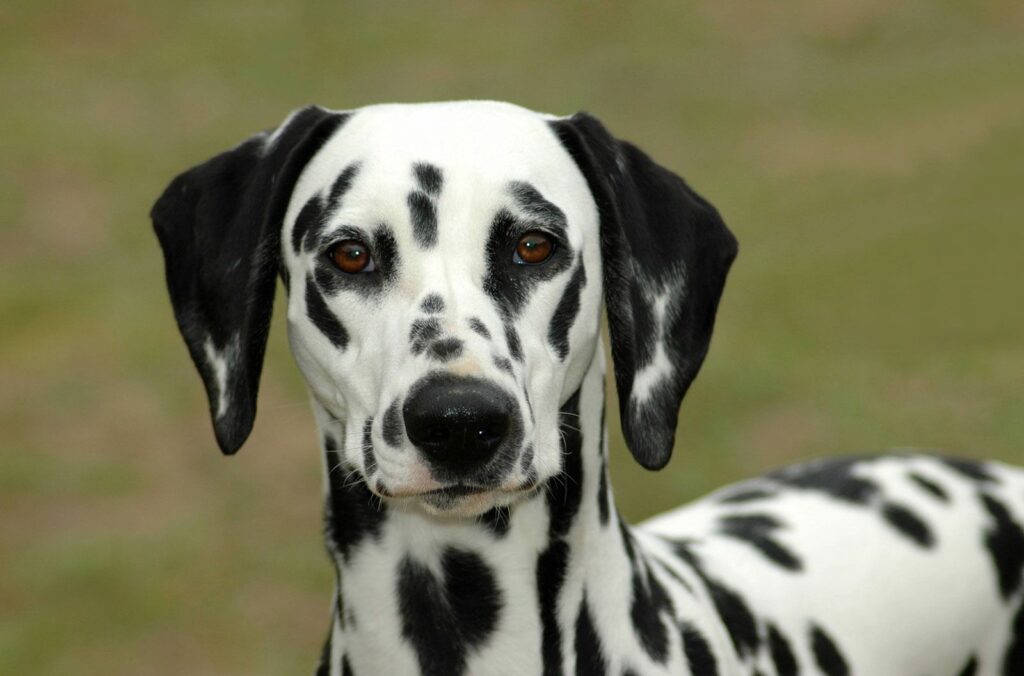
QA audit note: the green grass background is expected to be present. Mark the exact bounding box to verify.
[1,1,1022,673]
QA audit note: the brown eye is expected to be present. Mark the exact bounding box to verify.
[513,231,554,265]
[329,240,376,274]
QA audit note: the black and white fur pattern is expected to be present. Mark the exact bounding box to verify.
[153,101,1024,675]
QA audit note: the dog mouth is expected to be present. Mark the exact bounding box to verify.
[384,481,540,517]
[422,484,489,499]
[418,485,488,512]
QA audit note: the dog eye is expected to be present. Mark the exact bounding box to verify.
[513,231,554,265]
[328,240,376,274]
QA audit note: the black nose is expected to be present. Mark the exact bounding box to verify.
[403,374,513,475]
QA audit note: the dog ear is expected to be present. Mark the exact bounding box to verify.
[152,106,347,455]
[550,112,738,470]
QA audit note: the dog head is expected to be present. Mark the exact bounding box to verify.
[153,101,736,517]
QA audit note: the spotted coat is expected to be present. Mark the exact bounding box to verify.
[153,101,1024,676]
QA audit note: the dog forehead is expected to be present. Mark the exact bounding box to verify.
[335,101,567,172]
[287,101,594,233]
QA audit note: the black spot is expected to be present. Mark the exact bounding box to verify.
[597,458,610,527]
[881,501,934,548]
[323,435,386,562]
[397,548,503,676]
[771,456,879,505]
[680,622,718,676]
[941,457,997,484]
[428,337,464,362]
[408,191,437,248]
[537,391,585,676]
[671,542,759,659]
[649,554,693,594]
[478,506,511,537]
[980,493,1024,599]
[631,566,672,663]
[548,262,587,361]
[771,456,951,549]
[956,655,978,676]
[547,389,584,538]
[468,317,492,340]
[383,399,403,447]
[811,624,850,676]
[292,162,361,254]
[311,164,360,251]
[484,208,572,317]
[420,293,445,314]
[719,487,777,504]
[707,577,758,659]
[908,471,950,502]
[520,443,535,475]
[305,275,349,348]
[414,162,443,197]
[718,513,802,571]
[361,418,375,475]
[505,323,523,362]
[767,624,798,676]
[620,519,638,562]
[493,355,514,376]
[1003,600,1024,675]
[509,181,568,234]
[410,318,442,355]
[314,264,340,295]
[342,654,354,676]
[575,596,607,676]
[597,407,610,529]
[537,539,569,676]
[293,194,325,255]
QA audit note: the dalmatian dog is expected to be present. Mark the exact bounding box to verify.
[153,101,1024,675]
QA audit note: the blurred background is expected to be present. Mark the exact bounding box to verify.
[2,1,1022,673]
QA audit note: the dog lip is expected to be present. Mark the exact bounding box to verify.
[424,484,486,497]
[384,482,536,500]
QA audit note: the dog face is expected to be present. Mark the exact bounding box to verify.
[153,101,736,518]
[282,103,602,515]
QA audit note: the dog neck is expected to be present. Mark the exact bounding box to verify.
[313,346,640,675]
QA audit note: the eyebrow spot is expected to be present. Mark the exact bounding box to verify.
[292,162,361,254]
[408,191,438,249]
[413,162,443,197]
[509,180,567,231]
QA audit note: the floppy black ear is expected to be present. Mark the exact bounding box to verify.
[152,106,347,455]
[550,112,738,470]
